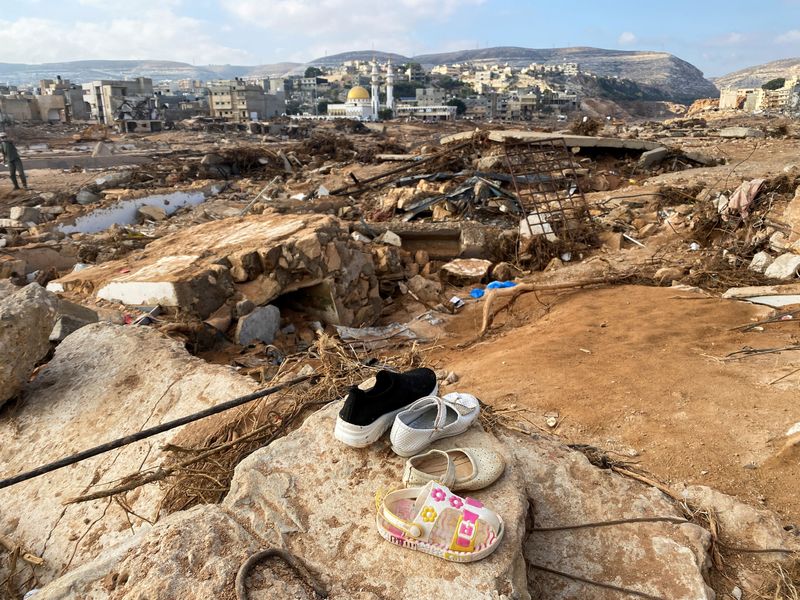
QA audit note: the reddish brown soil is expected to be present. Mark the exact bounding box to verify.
[430,285,800,524]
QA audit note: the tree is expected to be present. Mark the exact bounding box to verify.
[378,108,394,121]
[305,66,323,78]
[284,100,302,115]
[317,100,330,115]
[762,78,786,90]
[446,98,467,115]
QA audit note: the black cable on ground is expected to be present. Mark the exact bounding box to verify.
[531,516,689,531]
[0,374,314,490]
[235,549,328,600]
[529,563,666,600]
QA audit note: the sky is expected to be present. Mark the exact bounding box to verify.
[1,0,800,77]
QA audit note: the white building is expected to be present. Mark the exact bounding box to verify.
[326,59,396,121]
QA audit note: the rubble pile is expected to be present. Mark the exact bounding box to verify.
[1,116,799,599]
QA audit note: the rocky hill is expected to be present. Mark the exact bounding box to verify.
[0,60,300,85]
[713,57,800,89]
[411,46,718,103]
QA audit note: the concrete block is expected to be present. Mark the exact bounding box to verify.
[235,304,280,345]
[137,205,167,222]
[76,189,101,205]
[719,127,765,139]
[440,258,492,286]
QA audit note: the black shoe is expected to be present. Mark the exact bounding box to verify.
[334,368,438,447]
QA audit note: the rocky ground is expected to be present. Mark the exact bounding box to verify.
[0,115,799,599]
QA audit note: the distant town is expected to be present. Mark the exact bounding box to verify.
[0,56,799,132]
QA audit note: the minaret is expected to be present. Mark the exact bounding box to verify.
[370,60,380,119]
[385,59,395,113]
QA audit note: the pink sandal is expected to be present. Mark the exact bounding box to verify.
[376,481,504,562]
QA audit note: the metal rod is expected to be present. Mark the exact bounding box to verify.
[0,374,314,490]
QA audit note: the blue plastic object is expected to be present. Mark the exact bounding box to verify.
[469,288,485,299]
[486,281,517,290]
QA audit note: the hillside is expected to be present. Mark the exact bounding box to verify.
[0,60,300,85]
[410,47,718,102]
[714,57,800,89]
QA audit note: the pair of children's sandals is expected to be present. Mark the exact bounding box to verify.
[376,446,507,563]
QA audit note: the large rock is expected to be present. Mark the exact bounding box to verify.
[235,304,281,345]
[34,403,719,599]
[764,253,800,280]
[0,283,59,406]
[0,323,260,588]
[506,431,714,599]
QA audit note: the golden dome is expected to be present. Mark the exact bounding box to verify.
[347,86,370,101]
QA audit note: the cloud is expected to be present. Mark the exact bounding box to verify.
[0,11,252,64]
[617,31,637,46]
[220,0,485,58]
[777,29,800,43]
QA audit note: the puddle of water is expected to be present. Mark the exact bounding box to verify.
[58,190,212,234]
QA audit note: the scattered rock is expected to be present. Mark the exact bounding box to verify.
[91,141,112,157]
[638,146,669,168]
[439,258,492,286]
[235,304,280,345]
[491,261,521,281]
[376,230,402,247]
[137,205,167,222]
[764,253,800,280]
[234,299,255,318]
[0,283,59,406]
[406,274,441,304]
[75,189,101,205]
[655,266,685,283]
[748,251,774,274]
[10,206,40,224]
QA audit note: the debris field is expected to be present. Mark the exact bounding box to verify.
[0,114,799,599]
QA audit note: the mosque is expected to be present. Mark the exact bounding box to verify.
[326,59,395,121]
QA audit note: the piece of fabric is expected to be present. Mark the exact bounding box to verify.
[728,178,766,218]
[469,288,484,299]
[486,281,517,290]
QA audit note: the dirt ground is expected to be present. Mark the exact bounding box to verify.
[429,284,800,525]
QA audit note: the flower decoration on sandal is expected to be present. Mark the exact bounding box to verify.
[421,507,437,523]
[431,487,447,502]
[449,495,464,509]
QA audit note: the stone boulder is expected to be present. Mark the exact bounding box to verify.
[440,258,493,286]
[0,323,259,587]
[34,403,719,600]
[0,283,59,406]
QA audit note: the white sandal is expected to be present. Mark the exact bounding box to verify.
[376,481,504,562]
[402,447,505,491]
[390,392,480,457]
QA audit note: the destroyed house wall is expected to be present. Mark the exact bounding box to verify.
[49,213,382,327]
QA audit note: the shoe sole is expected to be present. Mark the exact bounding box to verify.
[334,382,439,448]
[334,408,405,448]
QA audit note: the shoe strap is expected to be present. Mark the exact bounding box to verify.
[402,449,456,488]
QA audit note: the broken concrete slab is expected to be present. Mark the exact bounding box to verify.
[440,258,492,286]
[719,127,765,139]
[638,146,669,168]
[48,214,382,325]
[407,274,442,304]
[0,323,260,587]
[722,283,800,307]
[49,299,99,342]
[235,304,280,345]
[440,129,663,153]
[0,283,59,406]
[764,252,800,280]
